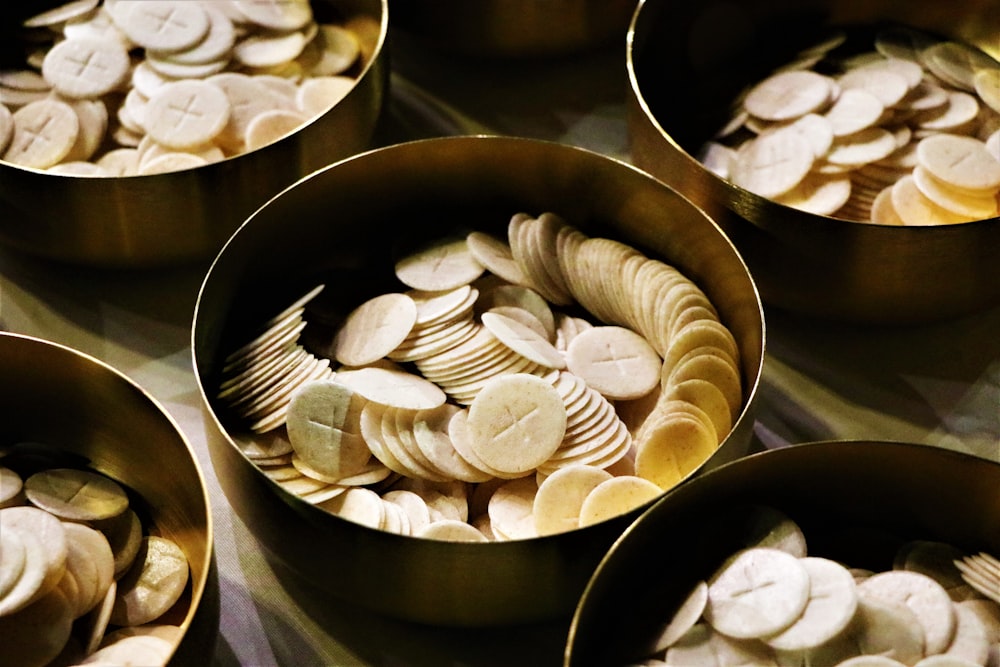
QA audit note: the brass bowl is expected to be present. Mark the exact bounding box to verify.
[0,332,215,665]
[627,0,1000,324]
[0,0,388,268]
[192,135,765,626]
[390,0,637,58]
[565,440,1000,665]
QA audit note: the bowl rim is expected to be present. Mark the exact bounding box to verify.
[0,330,215,649]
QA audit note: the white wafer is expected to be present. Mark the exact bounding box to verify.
[704,547,811,640]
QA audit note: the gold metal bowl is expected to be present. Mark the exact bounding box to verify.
[390,0,637,58]
[0,0,388,268]
[192,135,765,626]
[627,0,1000,324]
[565,440,1000,665]
[0,332,215,665]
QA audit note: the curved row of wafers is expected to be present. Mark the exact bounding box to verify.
[215,212,744,537]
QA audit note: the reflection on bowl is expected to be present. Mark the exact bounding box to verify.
[0,0,388,267]
[627,0,1000,323]
[193,135,764,626]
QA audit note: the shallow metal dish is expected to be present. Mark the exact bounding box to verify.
[627,0,1000,323]
[0,332,215,665]
[192,135,765,626]
[566,440,1000,665]
[0,0,388,268]
[390,0,637,58]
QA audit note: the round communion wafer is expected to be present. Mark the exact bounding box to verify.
[332,292,417,366]
[564,326,661,401]
[24,468,129,523]
[394,237,485,292]
[465,373,567,475]
[857,570,957,655]
[532,465,613,536]
[110,536,189,627]
[577,475,662,528]
[704,547,811,640]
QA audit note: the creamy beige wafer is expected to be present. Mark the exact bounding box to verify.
[0,523,46,617]
[332,292,417,366]
[1,506,68,615]
[913,165,999,218]
[743,70,835,121]
[942,602,991,665]
[663,378,732,442]
[917,134,1000,193]
[317,487,385,529]
[479,284,556,340]
[917,91,981,132]
[466,231,528,285]
[532,465,613,536]
[564,325,660,401]
[296,75,354,115]
[665,351,742,420]
[577,475,662,528]
[0,466,23,509]
[417,519,488,542]
[375,406,449,482]
[858,569,958,654]
[839,67,911,108]
[892,175,970,225]
[776,172,853,215]
[446,405,527,480]
[285,379,372,481]
[61,522,115,619]
[704,547,811,640]
[480,311,565,369]
[110,535,188,627]
[233,0,314,31]
[464,373,566,475]
[635,412,719,491]
[144,79,231,150]
[42,38,131,100]
[244,108,308,150]
[488,476,539,541]
[381,490,431,534]
[823,88,886,137]
[649,581,709,654]
[765,557,859,651]
[0,587,74,667]
[974,69,1000,115]
[664,622,780,667]
[113,0,210,52]
[730,129,815,199]
[336,366,446,411]
[97,507,144,580]
[412,403,493,483]
[4,98,80,168]
[395,237,485,292]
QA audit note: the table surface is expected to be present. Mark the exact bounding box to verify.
[1,34,998,667]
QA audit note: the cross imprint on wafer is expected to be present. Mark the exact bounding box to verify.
[65,52,107,79]
[147,8,190,35]
[24,117,56,151]
[496,405,539,442]
[166,95,206,128]
[593,343,643,374]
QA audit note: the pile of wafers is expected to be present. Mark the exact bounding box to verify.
[216,212,743,540]
[700,26,1000,225]
[637,506,1000,667]
[1,0,365,175]
[0,463,189,667]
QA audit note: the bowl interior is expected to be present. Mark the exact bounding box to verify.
[0,0,388,267]
[566,440,1000,665]
[0,333,214,662]
[627,0,1000,323]
[193,135,764,626]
